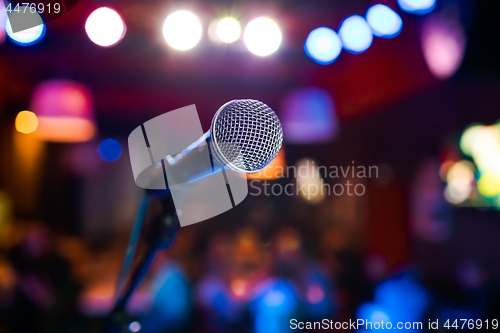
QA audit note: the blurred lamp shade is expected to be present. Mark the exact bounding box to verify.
[281,88,338,144]
[421,16,466,80]
[30,80,96,142]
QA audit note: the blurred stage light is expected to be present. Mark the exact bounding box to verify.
[85,7,126,47]
[98,138,122,162]
[6,7,45,46]
[398,0,435,14]
[163,11,202,51]
[30,80,96,142]
[339,15,373,53]
[217,17,241,43]
[421,17,466,79]
[366,5,403,38]
[244,17,282,57]
[304,27,342,65]
[282,88,339,144]
[15,111,39,134]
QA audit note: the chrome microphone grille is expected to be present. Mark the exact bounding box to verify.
[210,99,283,173]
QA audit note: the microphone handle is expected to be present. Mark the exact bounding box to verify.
[166,130,211,166]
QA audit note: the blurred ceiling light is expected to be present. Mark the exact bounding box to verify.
[85,7,126,47]
[163,11,202,51]
[366,4,403,38]
[98,138,122,162]
[15,111,39,134]
[477,172,500,198]
[339,15,373,53]
[30,80,96,142]
[304,27,342,65]
[217,17,241,43]
[296,158,325,205]
[398,0,435,14]
[421,16,466,79]
[282,88,338,144]
[6,7,45,46]
[244,17,282,57]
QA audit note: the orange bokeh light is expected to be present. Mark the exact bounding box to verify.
[247,149,286,180]
[15,111,39,134]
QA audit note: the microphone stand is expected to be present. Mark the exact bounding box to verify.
[103,190,180,333]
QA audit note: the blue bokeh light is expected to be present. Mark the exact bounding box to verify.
[6,6,45,46]
[339,15,373,54]
[304,27,342,65]
[398,0,436,15]
[251,279,299,333]
[98,138,122,162]
[366,5,403,38]
[356,274,430,332]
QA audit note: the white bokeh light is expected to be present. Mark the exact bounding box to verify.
[163,11,202,51]
[6,7,45,45]
[217,17,241,43]
[366,4,403,38]
[85,7,126,47]
[244,17,282,57]
[339,15,373,53]
[398,0,436,14]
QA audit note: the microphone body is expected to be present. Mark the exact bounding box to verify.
[111,99,283,332]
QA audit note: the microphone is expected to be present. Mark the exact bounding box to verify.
[112,100,283,325]
[166,99,283,175]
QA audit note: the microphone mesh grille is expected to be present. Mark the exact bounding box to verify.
[211,99,283,173]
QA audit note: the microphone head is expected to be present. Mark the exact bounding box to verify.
[210,99,283,174]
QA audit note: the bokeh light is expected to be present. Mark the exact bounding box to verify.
[398,0,436,14]
[15,111,39,134]
[128,321,141,332]
[282,88,339,144]
[366,4,403,38]
[296,158,325,204]
[304,27,342,65]
[339,15,373,53]
[163,11,202,51]
[244,17,282,57]
[217,17,241,43]
[444,160,475,204]
[460,124,483,157]
[98,138,122,162]
[85,7,126,47]
[421,17,466,79]
[6,7,45,46]
[477,172,500,198]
